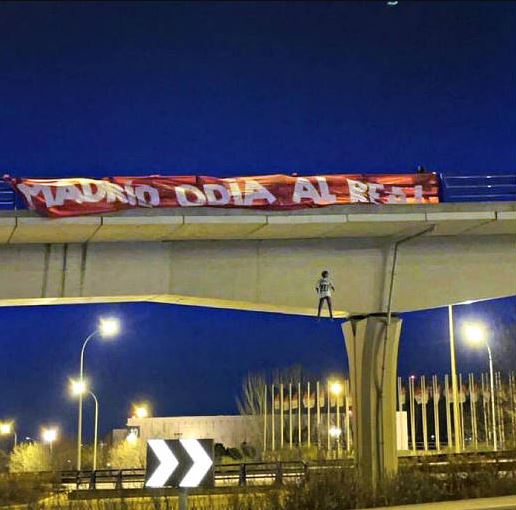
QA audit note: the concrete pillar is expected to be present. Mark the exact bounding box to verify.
[342,313,402,487]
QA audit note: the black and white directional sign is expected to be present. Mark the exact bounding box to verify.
[145,439,214,488]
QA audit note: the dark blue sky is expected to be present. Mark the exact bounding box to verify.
[0,2,514,440]
[0,297,514,440]
[0,1,515,177]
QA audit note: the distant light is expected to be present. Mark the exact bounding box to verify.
[133,402,151,419]
[463,322,487,345]
[135,406,149,419]
[99,318,120,338]
[330,381,343,396]
[70,379,87,396]
[0,422,12,435]
[126,431,138,444]
[42,427,58,444]
[387,1,399,5]
[410,375,416,380]
[329,426,342,438]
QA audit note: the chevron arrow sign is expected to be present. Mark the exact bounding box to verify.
[145,439,214,488]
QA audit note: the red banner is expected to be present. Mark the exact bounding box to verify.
[4,173,439,217]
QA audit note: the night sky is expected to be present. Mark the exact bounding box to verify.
[0,2,515,440]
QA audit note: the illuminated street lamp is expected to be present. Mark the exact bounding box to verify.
[70,379,100,470]
[41,427,58,452]
[133,403,150,419]
[76,317,120,470]
[329,426,342,439]
[463,322,497,451]
[330,381,343,457]
[330,381,343,396]
[0,422,17,448]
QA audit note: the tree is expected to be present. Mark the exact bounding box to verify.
[236,365,308,416]
[9,443,51,473]
[108,439,145,469]
[236,366,310,453]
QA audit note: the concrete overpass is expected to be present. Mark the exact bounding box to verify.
[1,201,515,486]
[0,202,514,312]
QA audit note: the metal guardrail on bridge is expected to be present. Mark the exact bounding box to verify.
[440,173,516,202]
[0,181,16,210]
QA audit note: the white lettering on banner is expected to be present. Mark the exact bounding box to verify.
[225,179,244,206]
[81,183,107,203]
[315,177,337,203]
[175,185,207,206]
[135,185,160,206]
[105,183,129,204]
[204,184,230,205]
[414,185,423,203]
[368,183,384,204]
[243,179,276,206]
[16,183,55,208]
[386,186,407,204]
[293,177,335,204]
[123,185,137,206]
[16,181,163,208]
[12,175,431,211]
[347,179,369,203]
[54,185,84,205]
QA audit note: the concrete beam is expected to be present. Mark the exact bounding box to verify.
[1,202,514,244]
[9,217,100,244]
[0,293,348,318]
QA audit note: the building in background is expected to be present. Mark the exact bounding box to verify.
[123,415,260,449]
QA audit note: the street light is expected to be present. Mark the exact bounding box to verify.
[133,404,150,419]
[41,427,58,452]
[70,379,100,471]
[0,422,17,448]
[330,381,343,396]
[329,426,342,438]
[463,321,497,451]
[77,317,120,470]
[330,381,343,457]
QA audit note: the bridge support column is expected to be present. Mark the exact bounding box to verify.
[342,313,402,488]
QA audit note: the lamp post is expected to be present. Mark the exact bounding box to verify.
[463,322,497,451]
[448,305,462,453]
[77,318,119,470]
[41,427,58,453]
[71,380,100,471]
[330,381,343,457]
[0,422,17,449]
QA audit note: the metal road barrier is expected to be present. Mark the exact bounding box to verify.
[440,173,516,202]
[0,181,16,210]
[56,452,516,491]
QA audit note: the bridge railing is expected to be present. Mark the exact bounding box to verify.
[0,181,17,210]
[440,173,516,202]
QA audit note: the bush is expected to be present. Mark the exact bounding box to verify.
[0,472,55,505]
[108,438,145,469]
[9,443,51,473]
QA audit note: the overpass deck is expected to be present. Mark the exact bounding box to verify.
[0,202,515,244]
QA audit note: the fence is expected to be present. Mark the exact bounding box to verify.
[260,371,516,457]
[439,173,516,202]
